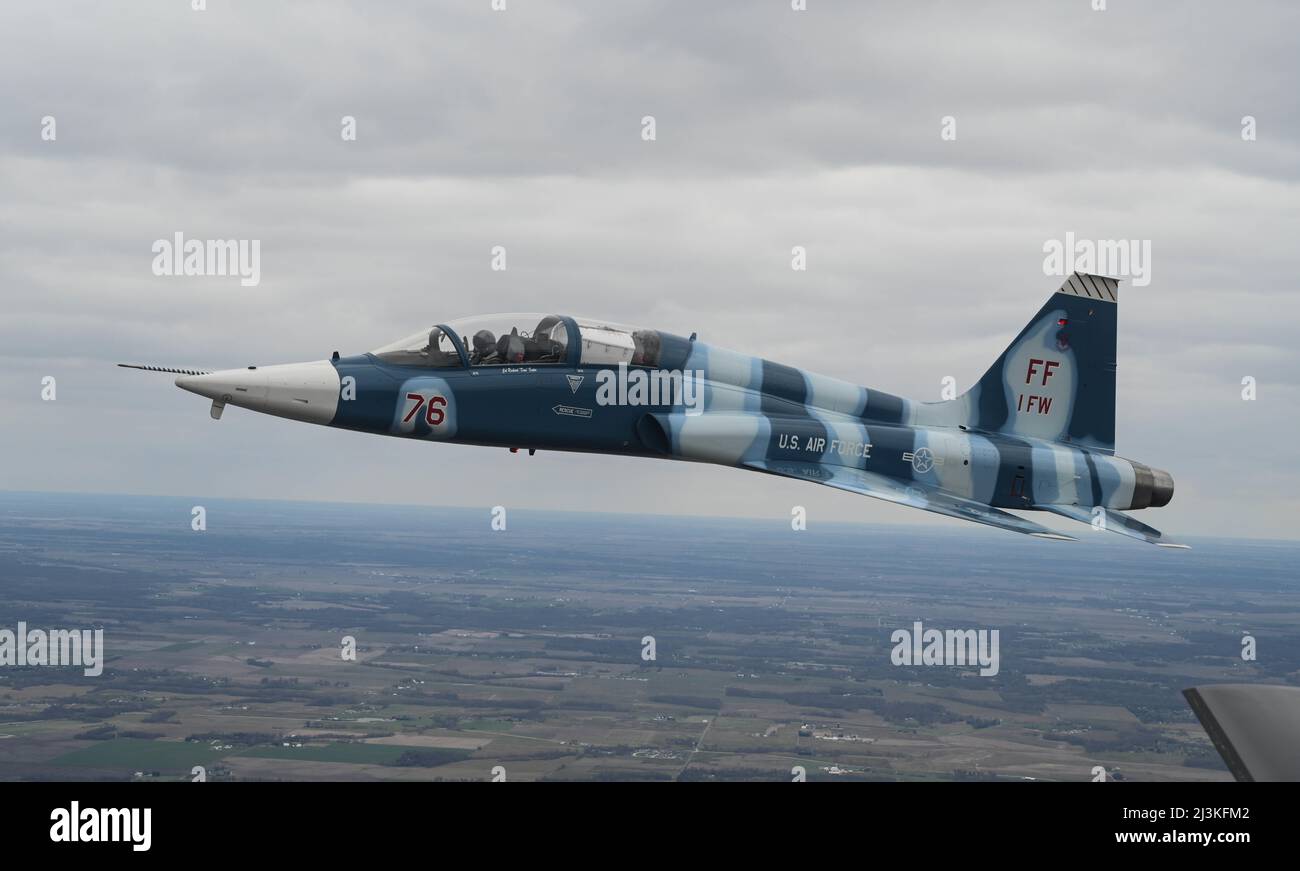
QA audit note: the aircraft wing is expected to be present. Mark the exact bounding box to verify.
[743,459,1076,541]
[1041,504,1188,548]
[1183,684,1300,782]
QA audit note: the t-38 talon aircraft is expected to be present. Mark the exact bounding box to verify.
[122,271,1183,546]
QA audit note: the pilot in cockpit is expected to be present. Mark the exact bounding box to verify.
[470,329,501,365]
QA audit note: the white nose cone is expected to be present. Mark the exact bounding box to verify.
[176,361,341,424]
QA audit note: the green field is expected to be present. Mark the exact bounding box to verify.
[460,718,514,732]
[51,739,227,771]
[234,743,408,765]
[153,641,206,653]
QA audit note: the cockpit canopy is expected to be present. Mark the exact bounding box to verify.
[370,314,668,369]
[370,325,465,368]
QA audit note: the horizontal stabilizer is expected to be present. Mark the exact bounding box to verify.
[1041,504,1187,548]
[745,459,1076,541]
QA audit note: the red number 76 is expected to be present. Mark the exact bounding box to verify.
[403,393,447,426]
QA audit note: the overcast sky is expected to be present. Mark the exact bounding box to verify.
[2,1,1298,540]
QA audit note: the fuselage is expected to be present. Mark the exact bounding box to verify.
[175,313,1172,515]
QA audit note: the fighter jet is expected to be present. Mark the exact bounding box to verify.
[122,271,1182,545]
